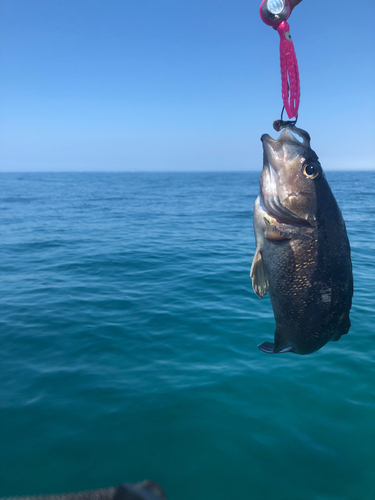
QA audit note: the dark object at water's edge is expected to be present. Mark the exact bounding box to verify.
[0,481,166,500]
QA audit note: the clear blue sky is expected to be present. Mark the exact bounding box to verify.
[1,0,374,171]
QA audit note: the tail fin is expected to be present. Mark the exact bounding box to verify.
[258,342,294,354]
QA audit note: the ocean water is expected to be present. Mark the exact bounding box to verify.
[1,171,374,500]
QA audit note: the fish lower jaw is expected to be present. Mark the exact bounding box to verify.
[260,164,278,197]
[259,194,311,227]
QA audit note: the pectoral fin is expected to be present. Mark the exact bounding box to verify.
[250,248,269,298]
[264,218,292,241]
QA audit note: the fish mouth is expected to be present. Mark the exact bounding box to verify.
[259,126,312,226]
[261,126,311,171]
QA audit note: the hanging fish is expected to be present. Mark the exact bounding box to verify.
[251,122,353,355]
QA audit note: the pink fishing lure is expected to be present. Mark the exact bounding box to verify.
[259,0,300,119]
[277,20,300,119]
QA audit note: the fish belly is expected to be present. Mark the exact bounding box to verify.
[262,228,351,355]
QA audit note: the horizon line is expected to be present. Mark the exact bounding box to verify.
[1,169,375,174]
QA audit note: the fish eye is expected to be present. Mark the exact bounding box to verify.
[303,163,320,179]
[305,164,316,175]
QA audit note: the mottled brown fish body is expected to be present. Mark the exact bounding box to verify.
[251,126,353,355]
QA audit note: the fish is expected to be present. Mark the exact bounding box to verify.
[251,122,353,355]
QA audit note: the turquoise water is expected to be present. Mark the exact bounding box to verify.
[1,172,374,499]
